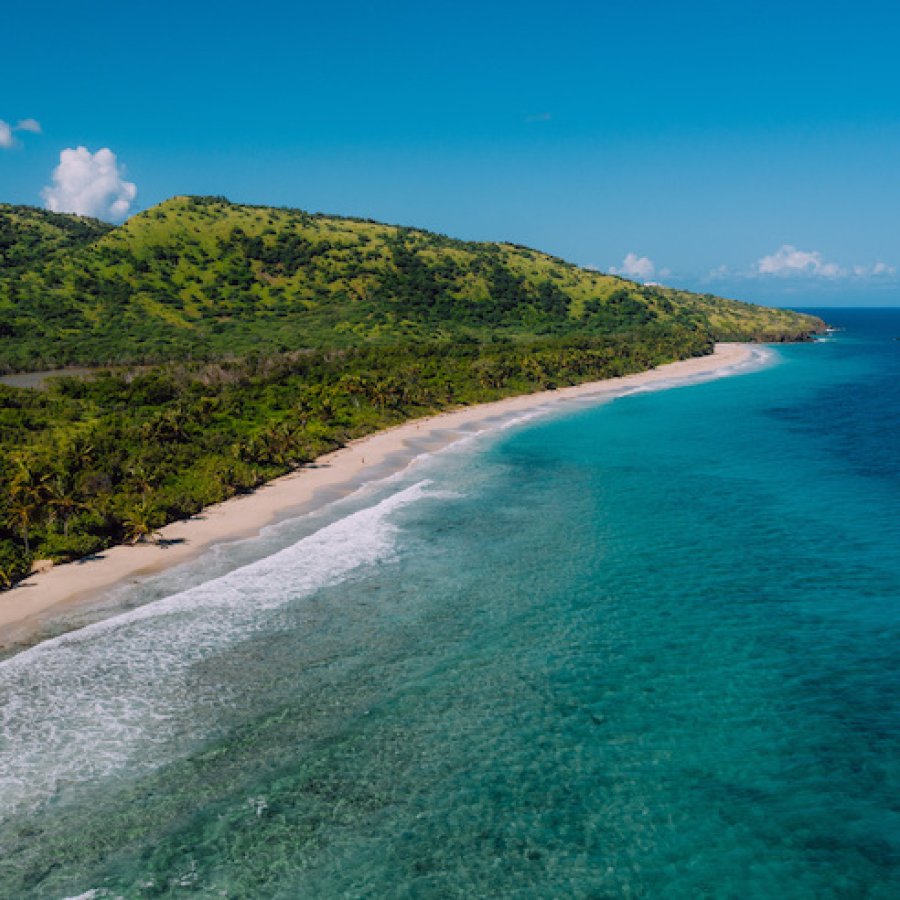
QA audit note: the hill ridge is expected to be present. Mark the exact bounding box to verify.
[0,195,822,372]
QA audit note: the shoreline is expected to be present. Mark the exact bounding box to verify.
[0,342,757,651]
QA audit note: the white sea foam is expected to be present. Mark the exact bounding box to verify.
[0,481,436,820]
[623,346,777,398]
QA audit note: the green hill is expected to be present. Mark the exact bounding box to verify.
[0,196,820,371]
[0,204,111,277]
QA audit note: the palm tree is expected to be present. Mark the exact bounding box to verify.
[8,457,51,555]
[127,463,154,501]
[47,472,85,537]
[66,435,96,470]
[7,496,36,555]
[122,497,162,545]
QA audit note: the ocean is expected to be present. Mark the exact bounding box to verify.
[1,308,899,898]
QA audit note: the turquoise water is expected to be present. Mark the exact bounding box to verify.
[2,310,900,898]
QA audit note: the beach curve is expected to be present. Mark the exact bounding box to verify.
[0,342,757,651]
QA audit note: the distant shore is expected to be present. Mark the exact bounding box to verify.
[0,342,756,652]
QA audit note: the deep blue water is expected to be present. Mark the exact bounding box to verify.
[1,309,899,898]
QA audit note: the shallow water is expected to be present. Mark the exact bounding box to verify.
[2,311,899,897]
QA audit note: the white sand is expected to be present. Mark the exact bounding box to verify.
[0,343,754,649]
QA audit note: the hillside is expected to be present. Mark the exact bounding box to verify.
[0,196,821,371]
[0,204,111,277]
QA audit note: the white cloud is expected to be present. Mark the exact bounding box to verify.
[15,118,41,134]
[0,117,42,149]
[41,146,137,220]
[851,261,897,277]
[755,244,843,278]
[610,252,656,281]
[706,249,897,284]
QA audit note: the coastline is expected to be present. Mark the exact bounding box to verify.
[0,342,756,651]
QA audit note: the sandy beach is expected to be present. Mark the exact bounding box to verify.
[0,342,754,650]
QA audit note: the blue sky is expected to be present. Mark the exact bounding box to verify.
[2,0,899,306]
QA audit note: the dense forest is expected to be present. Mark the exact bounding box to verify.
[0,197,824,586]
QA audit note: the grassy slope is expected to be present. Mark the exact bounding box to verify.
[0,196,823,371]
[0,204,111,273]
